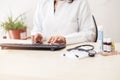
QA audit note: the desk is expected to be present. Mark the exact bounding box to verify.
[0,40,120,80]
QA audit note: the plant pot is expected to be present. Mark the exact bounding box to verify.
[8,28,27,40]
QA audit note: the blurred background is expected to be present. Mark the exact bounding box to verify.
[0,0,120,42]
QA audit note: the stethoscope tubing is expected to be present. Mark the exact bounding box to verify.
[67,44,94,52]
[67,44,96,57]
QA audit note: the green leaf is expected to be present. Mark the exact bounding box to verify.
[0,13,26,31]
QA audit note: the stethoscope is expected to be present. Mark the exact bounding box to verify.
[66,44,97,57]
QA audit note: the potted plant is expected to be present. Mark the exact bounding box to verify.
[1,13,27,39]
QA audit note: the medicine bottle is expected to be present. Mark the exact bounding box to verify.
[103,38,112,52]
[107,38,112,52]
[103,38,107,52]
[111,42,115,52]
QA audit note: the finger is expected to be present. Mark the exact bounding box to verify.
[57,37,61,41]
[36,34,43,43]
[24,36,31,40]
[48,37,53,43]
[64,37,66,44]
[61,37,66,44]
[34,34,40,43]
[55,37,61,43]
[52,37,58,43]
[34,35,38,43]
[38,37,43,43]
[49,36,58,44]
[57,37,66,44]
[31,35,35,43]
[50,37,55,43]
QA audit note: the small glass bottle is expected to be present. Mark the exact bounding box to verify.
[103,38,107,52]
[107,38,112,52]
[111,41,115,52]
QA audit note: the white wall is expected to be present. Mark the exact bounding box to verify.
[0,0,37,37]
[88,0,120,42]
[0,0,120,42]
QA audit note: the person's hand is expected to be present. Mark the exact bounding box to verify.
[48,36,66,44]
[31,33,43,43]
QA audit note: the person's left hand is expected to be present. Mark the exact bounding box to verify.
[48,36,66,44]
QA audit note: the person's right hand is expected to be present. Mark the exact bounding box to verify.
[31,33,43,43]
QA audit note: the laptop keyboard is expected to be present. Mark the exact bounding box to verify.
[0,43,66,51]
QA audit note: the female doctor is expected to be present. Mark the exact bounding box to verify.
[31,0,96,45]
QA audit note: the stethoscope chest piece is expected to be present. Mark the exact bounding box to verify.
[88,50,96,57]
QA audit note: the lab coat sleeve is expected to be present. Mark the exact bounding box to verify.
[65,0,96,45]
[31,0,43,36]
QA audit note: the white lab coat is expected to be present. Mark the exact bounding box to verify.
[31,0,96,44]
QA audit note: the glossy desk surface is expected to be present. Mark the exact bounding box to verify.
[0,40,120,80]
